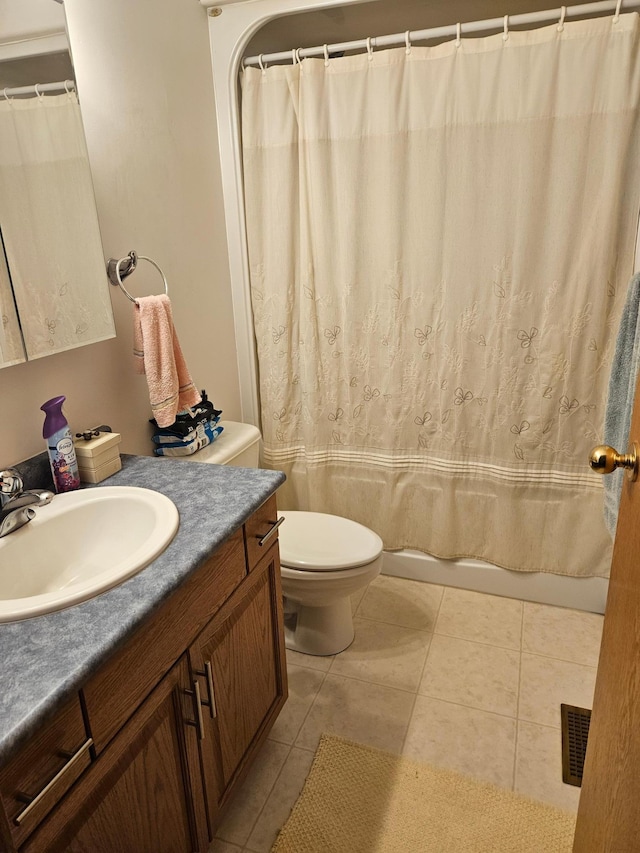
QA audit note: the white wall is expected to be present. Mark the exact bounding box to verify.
[0,0,241,464]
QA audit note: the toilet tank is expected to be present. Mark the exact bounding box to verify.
[188,421,261,467]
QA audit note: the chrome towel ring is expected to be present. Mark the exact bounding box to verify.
[106,250,169,305]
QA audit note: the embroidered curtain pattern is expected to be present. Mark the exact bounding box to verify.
[242,16,640,577]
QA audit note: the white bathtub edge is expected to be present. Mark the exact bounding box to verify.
[382,550,608,614]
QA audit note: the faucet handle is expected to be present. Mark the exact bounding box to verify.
[0,469,24,507]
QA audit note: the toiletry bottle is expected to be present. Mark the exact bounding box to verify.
[41,396,81,493]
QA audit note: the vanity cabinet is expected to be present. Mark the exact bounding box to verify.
[0,494,287,853]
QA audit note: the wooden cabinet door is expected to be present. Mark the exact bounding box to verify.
[23,657,208,853]
[190,542,287,828]
[573,373,640,851]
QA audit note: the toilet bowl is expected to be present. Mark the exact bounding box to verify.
[170,421,383,656]
[278,511,382,655]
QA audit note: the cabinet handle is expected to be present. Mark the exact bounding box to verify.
[257,516,284,548]
[204,661,217,719]
[193,665,217,719]
[184,681,205,741]
[14,738,93,826]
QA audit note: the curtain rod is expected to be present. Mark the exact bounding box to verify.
[1,80,76,99]
[243,0,637,67]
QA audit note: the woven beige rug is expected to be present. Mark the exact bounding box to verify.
[271,734,576,852]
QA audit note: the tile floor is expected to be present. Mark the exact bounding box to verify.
[209,576,604,853]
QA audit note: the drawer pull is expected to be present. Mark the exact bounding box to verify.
[256,516,284,548]
[184,681,205,741]
[14,738,93,826]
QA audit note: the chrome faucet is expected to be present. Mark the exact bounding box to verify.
[0,469,54,538]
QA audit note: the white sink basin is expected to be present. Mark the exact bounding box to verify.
[0,486,179,622]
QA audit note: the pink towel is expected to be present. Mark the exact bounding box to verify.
[133,294,201,428]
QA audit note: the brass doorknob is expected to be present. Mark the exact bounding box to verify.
[589,443,639,481]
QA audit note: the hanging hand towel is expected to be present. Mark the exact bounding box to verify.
[133,294,201,428]
[603,272,640,537]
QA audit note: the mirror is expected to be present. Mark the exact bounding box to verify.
[0,0,115,369]
[0,229,24,366]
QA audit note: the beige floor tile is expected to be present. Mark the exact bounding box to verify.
[357,575,444,630]
[245,747,316,852]
[403,695,517,789]
[269,665,326,745]
[329,617,431,692]
[519,653,597,729]
[208,841,243,853]
[523,602,604,667]
[295,673,415,754]
[213,578,593,852]
[435,588,523,649]
[286,647,335,672]
[515,720,581,813]
[419,634,520,716]
[215,740,290,846]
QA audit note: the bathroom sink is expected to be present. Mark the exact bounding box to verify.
[0,486,179,622]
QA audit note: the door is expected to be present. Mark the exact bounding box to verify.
[573,374,640,851]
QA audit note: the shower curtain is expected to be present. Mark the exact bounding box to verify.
[241,14,640,578]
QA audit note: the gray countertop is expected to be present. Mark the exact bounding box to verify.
[0,455,285,764]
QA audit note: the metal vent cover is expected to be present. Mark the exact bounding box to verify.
[561,703,592,787]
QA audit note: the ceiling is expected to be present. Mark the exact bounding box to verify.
[246,0,614,58]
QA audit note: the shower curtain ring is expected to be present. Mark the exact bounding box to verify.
[503,15,509,41]
[405,31,412,55]
[557,6,566,31]
[34,83,44,98]
[455,22,462,47]
[2,88,13,102]
[258,54,267,74]
[366,36,374,61]
[295,47,303,64]
[614,0,623,22]
[323,44,330,66]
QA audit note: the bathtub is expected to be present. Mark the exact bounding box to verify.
[382,550,607,615]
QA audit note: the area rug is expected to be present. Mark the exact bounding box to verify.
[271,734,576,852]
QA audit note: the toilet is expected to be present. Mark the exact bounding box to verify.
[175,421,383,655]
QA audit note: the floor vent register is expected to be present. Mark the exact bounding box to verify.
[560,703,592,787]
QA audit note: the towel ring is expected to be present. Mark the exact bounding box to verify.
[106,251,169,305]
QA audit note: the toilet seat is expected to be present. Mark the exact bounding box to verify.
[278,511,383,572]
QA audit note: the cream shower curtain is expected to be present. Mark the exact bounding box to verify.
[241,15,640,578]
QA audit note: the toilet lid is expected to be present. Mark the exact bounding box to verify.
[277,511,383,571]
